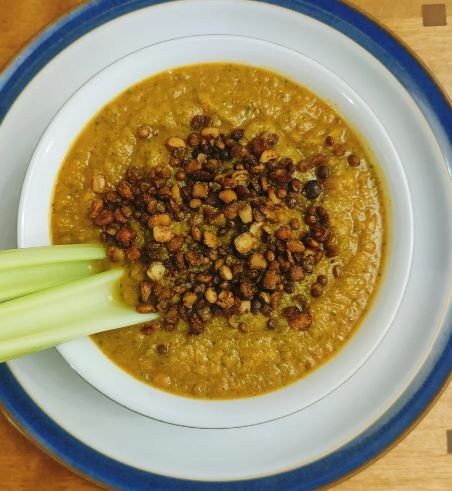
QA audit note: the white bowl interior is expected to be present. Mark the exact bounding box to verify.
[18,35,413,428]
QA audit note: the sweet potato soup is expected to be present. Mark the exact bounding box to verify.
[51,64,386,399]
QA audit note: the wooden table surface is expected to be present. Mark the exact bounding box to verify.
[0,1,451,489]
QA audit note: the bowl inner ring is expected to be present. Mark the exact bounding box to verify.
[18,34,413,428]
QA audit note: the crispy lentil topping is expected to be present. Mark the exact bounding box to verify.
[88,117,362,336]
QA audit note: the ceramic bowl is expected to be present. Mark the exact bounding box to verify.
[18,34,413,428]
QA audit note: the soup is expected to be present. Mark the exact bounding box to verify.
[52,64,386,399]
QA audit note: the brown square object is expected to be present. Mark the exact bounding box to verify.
[448,430,452,453]
[422,4,447,26]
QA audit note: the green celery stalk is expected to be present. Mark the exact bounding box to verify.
[0,244,105,270]
[0,269,157,361]
[0,261,95,302]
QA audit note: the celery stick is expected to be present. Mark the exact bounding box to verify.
[0,261,95,302]
[0,269,157,362]
[0,244,105,270]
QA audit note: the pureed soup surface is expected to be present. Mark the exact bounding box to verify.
[51,64,386,399]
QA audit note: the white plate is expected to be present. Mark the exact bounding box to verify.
[0,0,451,488]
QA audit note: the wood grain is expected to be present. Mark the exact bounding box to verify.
[0,1,451,489]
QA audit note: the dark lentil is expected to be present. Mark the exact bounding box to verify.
[347,154,361,167]
[88,121,353,336]
[156,344,168,355]
[303,180,323,200]
[325,135,334,146]
[310,283,323,297]
[316,165,330,180]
